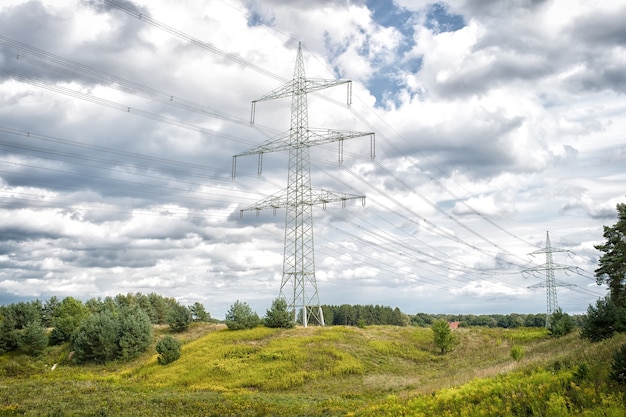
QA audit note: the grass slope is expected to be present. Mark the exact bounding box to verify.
[1,324,625,416]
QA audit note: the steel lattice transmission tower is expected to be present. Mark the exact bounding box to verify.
[523,231,577,327]
[232,43,375,327]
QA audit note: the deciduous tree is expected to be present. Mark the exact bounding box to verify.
[50,296,89,344]
[431,319,455,354]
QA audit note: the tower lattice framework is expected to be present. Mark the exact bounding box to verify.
[233,43,375,327]
[524,231,576,327]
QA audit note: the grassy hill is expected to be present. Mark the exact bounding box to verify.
[1,324,625,416]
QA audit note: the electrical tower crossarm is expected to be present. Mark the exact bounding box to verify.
[251,79,353,123]
[239,188,365,216]
[233,129,374,157]
[529,280,575,290]
[252,79,351,104]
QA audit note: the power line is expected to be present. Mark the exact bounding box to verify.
[98,0,543,272]
[103,0,288,83]
[0,35,280,136]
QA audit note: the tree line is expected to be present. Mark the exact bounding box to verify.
[409,312,584,329]
[0,292,212,361]
[321,304,406,327]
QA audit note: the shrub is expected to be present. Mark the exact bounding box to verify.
[167,303,192,333]
[225,300,260,330]
[156,335,182,365]
[264,298,295,329]
[573,363,589,383]
[510,345,524,362]
[610,343,626,385]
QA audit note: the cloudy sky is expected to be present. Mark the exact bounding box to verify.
[1,0,624,318]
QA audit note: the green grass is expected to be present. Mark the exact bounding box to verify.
[1,325,625,416]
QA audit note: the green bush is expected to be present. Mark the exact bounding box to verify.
[573,363,589,383]
[167,303,192,333]
[156,335,182,365]
[225,300,260,330]
[610,343,626,385]
[264,298,295,329]
[510,345,524,362]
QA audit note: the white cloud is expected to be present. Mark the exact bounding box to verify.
[0,0,621,318]
[451,279,530,297]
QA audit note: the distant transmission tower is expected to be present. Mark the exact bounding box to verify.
[232,43,375,327]
[523,231,577,327]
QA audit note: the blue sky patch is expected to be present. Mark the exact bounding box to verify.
[425,3,465,33]
[363,0,419,106]
[361,1,465,106]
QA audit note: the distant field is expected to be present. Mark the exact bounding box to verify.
[1,324,625,416]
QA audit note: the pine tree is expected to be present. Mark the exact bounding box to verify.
[166,303,192,333]
[189,302,210,322]
[19,321,48,356]
[595,203,626,308]
[156,335,181,365]
[225,300,260,330]
[264,298,295,328]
